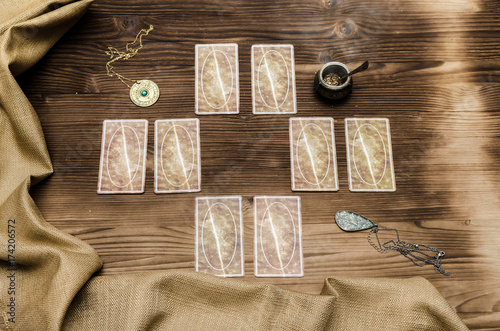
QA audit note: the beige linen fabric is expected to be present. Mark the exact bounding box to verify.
[0,1,469,330]
[62,271,469,330]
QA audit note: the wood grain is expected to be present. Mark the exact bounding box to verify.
[13,0,500,329]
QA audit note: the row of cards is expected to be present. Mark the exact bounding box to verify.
[196,44,296,114]
[291,117,396,192]
[98,119,201,194]
[97,118,395,193]
[196,196,303,277]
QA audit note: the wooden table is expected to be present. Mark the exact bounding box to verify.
[16,0,500,329]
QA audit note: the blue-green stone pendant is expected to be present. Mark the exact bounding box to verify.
[334,210,450,275]
[335,210,375,231]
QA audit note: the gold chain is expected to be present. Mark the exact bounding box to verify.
[105,25,154,88]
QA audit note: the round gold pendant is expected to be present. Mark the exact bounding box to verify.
[130,80,160,107]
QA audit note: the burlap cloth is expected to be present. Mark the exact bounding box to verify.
[0,1,469,330]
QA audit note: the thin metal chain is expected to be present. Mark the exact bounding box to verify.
[105,25,154,88]
[367,225,450,276]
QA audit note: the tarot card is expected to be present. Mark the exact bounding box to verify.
[345,118,396,192]
[97,119,148,194]
[195,196,244,277]
[290,117,338,191]
[254,196,303,277]
[155,119,201,193]
[195,43,239,114]
[251,44,296,114]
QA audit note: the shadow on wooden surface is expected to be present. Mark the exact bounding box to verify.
[13,0,500,329]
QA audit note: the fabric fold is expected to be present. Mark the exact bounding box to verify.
[321,276,469,330]
[61,271,469,330]
[62,270,338,330]
[0,1,100,330]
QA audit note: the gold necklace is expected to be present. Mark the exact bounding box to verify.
[105,25,160,107]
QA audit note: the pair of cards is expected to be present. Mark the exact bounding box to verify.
[195,44,296,114]
[97,119,201,194]
[290,118,396,192]
[195,196,303,278]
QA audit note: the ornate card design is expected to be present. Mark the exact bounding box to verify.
[98,120,148,194]
[345,118,396,192]
[290,117,338,191]
[196,196,244,277]
[155,119,201,193]
[196,43,239,114]
[254,196,303,277]
[252,44,296,114]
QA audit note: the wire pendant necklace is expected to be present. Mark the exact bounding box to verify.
[105,25,159,107]
[335,211,450,276]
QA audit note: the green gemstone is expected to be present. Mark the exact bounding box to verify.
[141,90,148,96]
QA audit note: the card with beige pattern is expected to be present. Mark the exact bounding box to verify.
[254,196,303,277]
[195,44,239,114]
[98,120,148,194]
[252,44,296,114]
[345,118,396,192]
[196,196,244,277]
[290,117,339,191]
[155,119,201,193]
